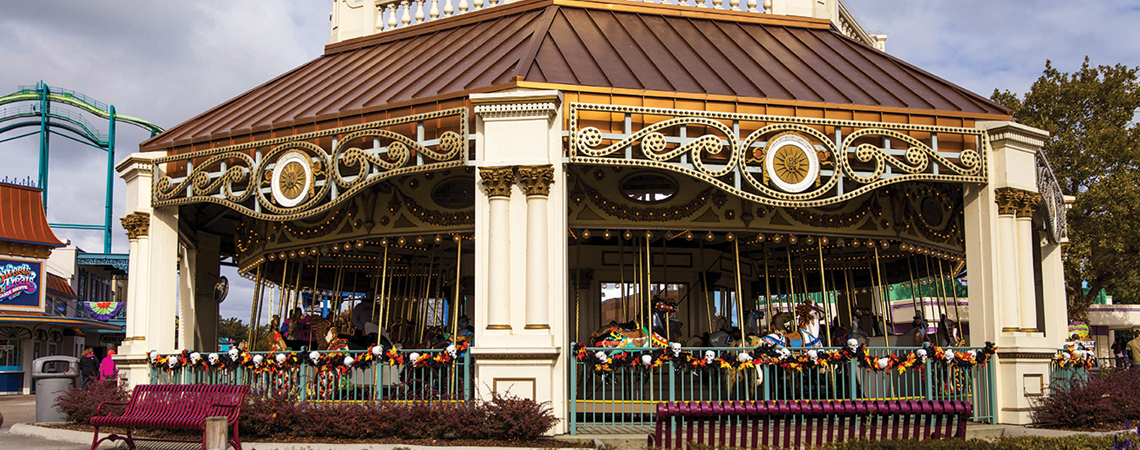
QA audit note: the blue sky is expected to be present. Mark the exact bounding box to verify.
[0,1,1136,321]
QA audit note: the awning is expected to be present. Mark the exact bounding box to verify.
[0,315,122,331]
[0,183,65,247]
[46,273,76,299]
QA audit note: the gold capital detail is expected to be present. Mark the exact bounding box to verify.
[517,165,555,196]
[1016,191,1042,218]
[480,166,515,198]
[120,212,151,239]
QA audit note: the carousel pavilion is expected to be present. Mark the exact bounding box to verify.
[115,0,1069,429]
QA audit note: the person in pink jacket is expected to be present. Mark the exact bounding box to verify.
[99,349,118,381]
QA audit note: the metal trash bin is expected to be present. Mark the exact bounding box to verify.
[32,356,79,423]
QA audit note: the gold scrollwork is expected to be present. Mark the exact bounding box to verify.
[569,103,989,208]
[151,108,468,222]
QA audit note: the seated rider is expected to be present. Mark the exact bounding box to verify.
[760,303,823,348]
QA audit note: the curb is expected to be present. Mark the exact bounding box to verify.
[7,424,565,450]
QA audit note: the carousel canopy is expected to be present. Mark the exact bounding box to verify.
[141,0,1009,154]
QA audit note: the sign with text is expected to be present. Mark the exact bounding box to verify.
[0,259,42,308]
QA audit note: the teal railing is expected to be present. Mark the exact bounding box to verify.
[149,348,471,403]
[569,346,996,434]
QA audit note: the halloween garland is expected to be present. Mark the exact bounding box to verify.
[573,341,998,375]
[148,341,469,374]
[1052,343,1096,369]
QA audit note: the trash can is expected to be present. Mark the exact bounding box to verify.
[32,356,79,423]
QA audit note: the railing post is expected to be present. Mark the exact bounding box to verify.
[569,350,577,435]
[987,355,997,423]
[149,365,156,384]
[464,351,471,401]
[298,366,309,402]
[848,358,857,401]
[923,359,933,400]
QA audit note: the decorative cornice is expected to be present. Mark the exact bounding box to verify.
[474,352,561,360]
[517,165,555,196]
[479,166,515,198]
[471,90,562,120]
[120,212,151,239]
[996,351,1055,360]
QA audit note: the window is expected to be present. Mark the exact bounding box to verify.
[620,173,678,203]
[0,339,19,368]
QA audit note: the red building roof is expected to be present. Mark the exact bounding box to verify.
[46,273,76,298]
[0,183,66,247]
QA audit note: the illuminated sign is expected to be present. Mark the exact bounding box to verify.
[0,260,41,307]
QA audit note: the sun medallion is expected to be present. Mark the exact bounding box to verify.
[271,151,312,208]
[765,132,820,193]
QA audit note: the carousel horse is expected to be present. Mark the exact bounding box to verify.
[938,314,963,346]
[760,302,825,348]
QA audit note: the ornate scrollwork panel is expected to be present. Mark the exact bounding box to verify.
[1036,149,1068,244]
[569,103,989,208]
[152,108,469,221]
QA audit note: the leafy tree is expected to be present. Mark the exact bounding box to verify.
[218,316,248,344]
[992,58,1140,321]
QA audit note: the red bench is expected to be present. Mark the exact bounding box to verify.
[90,384,249,450]
[648,399,972,449]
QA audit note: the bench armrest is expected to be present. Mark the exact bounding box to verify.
[95,401,130,416]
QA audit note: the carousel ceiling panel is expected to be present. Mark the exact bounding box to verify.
[142,0,1007,153]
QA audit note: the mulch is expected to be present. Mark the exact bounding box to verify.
[46,423,595,448]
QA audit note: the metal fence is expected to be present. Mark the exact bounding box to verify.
[569,346,997,434]
[150,348,471,403]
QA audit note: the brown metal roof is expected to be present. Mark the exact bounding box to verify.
[47,273,76,299]
[142,0,1009,152]
[0,183,66,248]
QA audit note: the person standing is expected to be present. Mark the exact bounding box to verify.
[99,349,118,382]
[1127,331,1140,372]
[78,348,98,388]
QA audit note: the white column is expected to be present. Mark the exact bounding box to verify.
[1015,211,1039,331]
[480,167,514,331]
[178,243,195,350]
[995,188,1021,332]
[519,165,554,331]
[115,153,179,388]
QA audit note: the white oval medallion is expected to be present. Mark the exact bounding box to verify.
[271,151,312,208]
[765,133,820,193]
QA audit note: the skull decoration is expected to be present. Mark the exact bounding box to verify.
[737,353,753,363]
[943,349,955,361]
[777,348,792,359]
[877,357,890,370]
[670,342,682,358]
[309,351,321,364]
[228,348,240,360]
[594,351,607,362]
[704,350,716,364]
[641,355,653,366]
[806,350,818,360]
[915,349,928,359]
[149,351,159,363]
[190,352,202,364]
[446,344,457,358]
[208,353,219,365]
[371,345,384,357]
[967,350,978,360]
[252,354,264,367]
[409,352,421,364]
[343,356,355,367]
[846,338,859,350]
[276,353,287,364]
[168,358,178,369]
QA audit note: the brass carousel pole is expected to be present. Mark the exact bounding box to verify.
[644,232,652,333]
[698,238,713,336]
[947,259,967,345]
[311,254,322,319]
[452,235,463,340]
[375,241,389,345]
[419,240,437,344]
[843,267,856,334]
[786,242,797,325]
[817,240,832,346]
[763,242,773,329]
[619,234,628,323]
[732,237,746,347]
[574,234,582,343]
[247,265,263,349]
[663,233,670,342]
[276,261,289,319]
[905,249,921,332]
[871,244,891,337]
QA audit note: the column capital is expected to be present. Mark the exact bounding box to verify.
[517,165,556,196]
[121,212,150,239]
[1016,191,1043,218]
[479,166,516,198]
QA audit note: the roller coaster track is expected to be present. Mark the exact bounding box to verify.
[0,82,165,253]
[0,85,164,136]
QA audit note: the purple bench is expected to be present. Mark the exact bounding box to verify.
[90,384,249,450]
[648,399,971,449]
